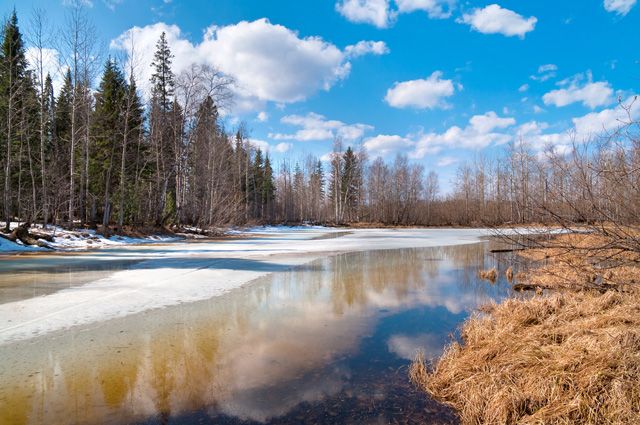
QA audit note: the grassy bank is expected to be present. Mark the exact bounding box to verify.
[411,233,640,424]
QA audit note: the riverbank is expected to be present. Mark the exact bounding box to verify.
[411,232,640,424]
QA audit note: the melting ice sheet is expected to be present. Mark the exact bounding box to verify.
[0,228,489,344]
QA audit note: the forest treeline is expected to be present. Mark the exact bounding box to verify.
[1,8,638,232]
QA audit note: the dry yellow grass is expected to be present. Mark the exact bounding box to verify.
[505,266,513,282]
[411,233,640,424]
[479,268,498,283]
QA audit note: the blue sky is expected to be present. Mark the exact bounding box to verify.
[10,0,640,187]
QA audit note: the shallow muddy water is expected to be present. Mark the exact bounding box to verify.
[0,241,514,424]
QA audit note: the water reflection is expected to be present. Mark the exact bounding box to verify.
[0,243,511,425]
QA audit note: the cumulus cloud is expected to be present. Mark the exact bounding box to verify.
[572,96,640,135]
[604,0,637,15]
[412,111,515,156]
[111,19,382,107]
[269,112,373,142]
[395,0,456,19]
[336,0,456,27]
[336,0,395,28]
[274,142,293,153]
[543,73,613,109]
[515,97,639,155]
[248,139,271,152]
[26,47,66,94]
[384,71,457,109]
[364,134,414,157]
[344,40,390,57]
[543,82,613,109]
[458,4,537,38]
[364,111,515,159]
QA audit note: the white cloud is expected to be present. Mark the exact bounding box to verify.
[62,0,93,6]
[572,97,640,135]
[533,105,545,114]
[395,0,456,19]
[269,112,373,142]
[26,47,65,95]
[384,71,457,109]
[364,134,414,156]
[604,0,637,15]
[413,111,515,157]
[257,111,269,122]
[515,97,640,154]
[437,156,459,167]
[517,121,573,154]
[543,77,613,109]
[364,111,515,159]
[459,4,537,38]
[248,138,271,152]
[111,19,382,107]
[344,40,390,57]
[274,142,293,153]
[538,64,558,73]
[336,0,395,28]
[530,64,558,82]
[518,83,529,92]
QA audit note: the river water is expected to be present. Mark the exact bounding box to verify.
[0,237,514,424]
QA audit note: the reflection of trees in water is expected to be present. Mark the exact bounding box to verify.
[330,249,438,315]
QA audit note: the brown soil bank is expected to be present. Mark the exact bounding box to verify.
[411,233,640,424]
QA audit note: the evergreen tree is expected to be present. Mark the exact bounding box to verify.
[42,74,55,156]
[117,75,145,227]
[0,10,29,230]
[341,147,359,222]
[262,153,275,220]
[250,148,264,219]
[150,32,174,112]
[91,58,127,227]
[149,31,176,225]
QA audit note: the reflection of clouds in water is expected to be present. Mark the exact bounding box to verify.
[364,272,495,315]
[387,333,448,361]
[0,242,507,424]
[217,364,349,422]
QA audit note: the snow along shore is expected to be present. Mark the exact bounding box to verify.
[0,227,491,344]
[0,222,180,252]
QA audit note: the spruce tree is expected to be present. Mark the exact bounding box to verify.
[0,10,29,230]
[262,154,275,220]
[91,58,126,227]
[150,32,174,113]
[149,31,176,225]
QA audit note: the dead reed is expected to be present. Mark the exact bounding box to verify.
[411,233,640,424]
[478,268,498,283]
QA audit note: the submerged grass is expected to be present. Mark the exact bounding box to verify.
[411,233,640,424]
